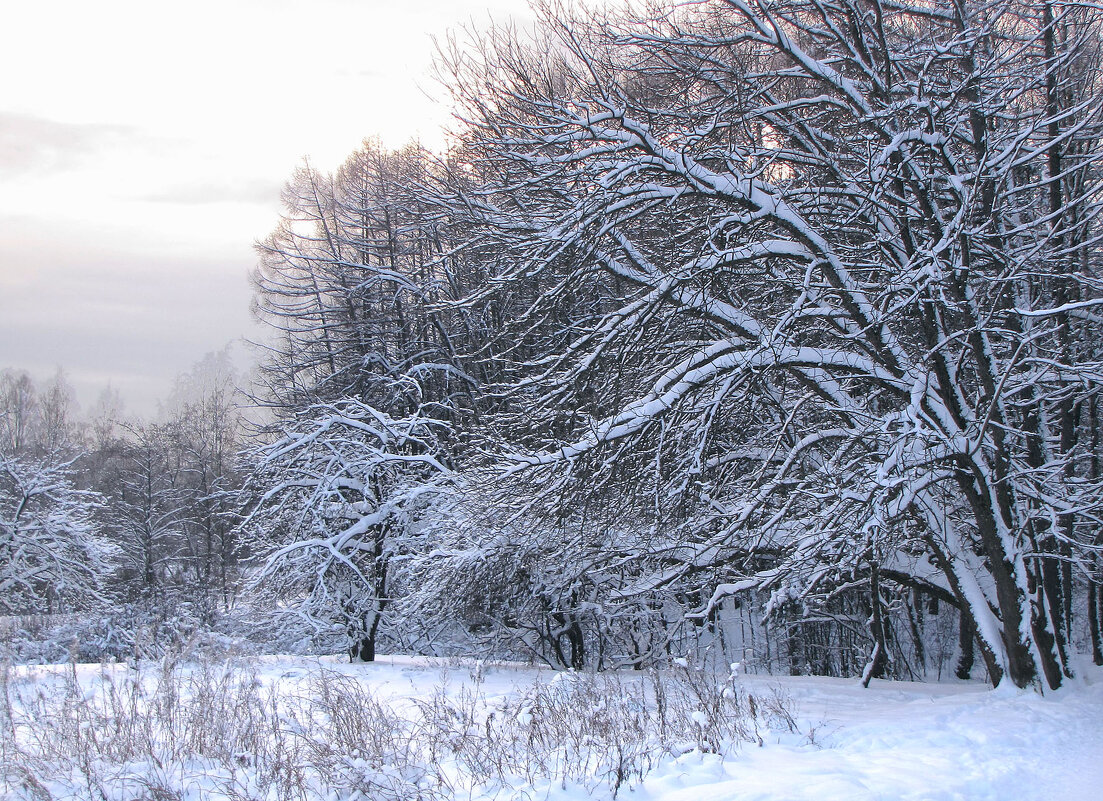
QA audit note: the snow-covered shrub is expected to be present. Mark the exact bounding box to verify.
[0,601,256,665]
[0,452,114,616]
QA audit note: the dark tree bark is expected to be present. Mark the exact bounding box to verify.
[862,563,890,688]
[1089,575,1103,666]
[956,612,976,681]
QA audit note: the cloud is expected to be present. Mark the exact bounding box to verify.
[336,67,384,79]
[0,112,134,178]
[0,215,260,416]
[138,178,283,206]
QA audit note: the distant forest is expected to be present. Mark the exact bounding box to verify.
[4,0,1102,692]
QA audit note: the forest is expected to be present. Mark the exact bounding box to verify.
[4,0,1103,700]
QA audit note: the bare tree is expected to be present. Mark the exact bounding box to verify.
[0,368,79,458]
[165,349,245,604]
[253,141,471,415]
[112,421,186,598]
[435,0,1103,689]
[0,452,111,614]
[241,398,450,661]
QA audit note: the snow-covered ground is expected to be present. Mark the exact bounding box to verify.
[3,654,1100,800]
[641,669,1103,801]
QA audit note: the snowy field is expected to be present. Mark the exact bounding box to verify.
[2,654,1101,801]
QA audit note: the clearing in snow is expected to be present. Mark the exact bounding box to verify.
[2,655,1100,800]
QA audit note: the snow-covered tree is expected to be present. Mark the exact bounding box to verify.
[242,397,450,660]
[247,142,493,657]
[401,482,706,668]
[0,368,110,614]
[107,420,187,598]
[165,349,245,602]
[435,0,1103,688]
[253,141,474,417]
[0,453,111,614]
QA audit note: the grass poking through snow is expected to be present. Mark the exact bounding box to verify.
[0,654,797,800]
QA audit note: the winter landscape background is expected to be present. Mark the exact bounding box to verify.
[3,1,1103,798]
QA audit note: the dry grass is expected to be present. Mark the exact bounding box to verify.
[0,655,798,801]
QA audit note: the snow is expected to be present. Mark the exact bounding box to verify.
[4,654,1101,801]
[651,674,1103,801]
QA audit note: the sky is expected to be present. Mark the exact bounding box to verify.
[0,0,533,417]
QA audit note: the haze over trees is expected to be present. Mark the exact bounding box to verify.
[0,354,245,655]
[0,370,109,616]
[4,0,1102,694]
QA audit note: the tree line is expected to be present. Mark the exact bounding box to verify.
[244,0,1103,691]
[0,354,243,638]
[6,0,1102,691]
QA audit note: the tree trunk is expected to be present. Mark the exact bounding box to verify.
[566,617,585,670]
[956,611,975,681]
[350,633,376,663]
[906,589,926,676]
[350,609,381,663]
[1089,574,1103,667]
[862,563,889,688]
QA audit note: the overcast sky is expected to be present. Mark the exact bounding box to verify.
[0,0,532,416]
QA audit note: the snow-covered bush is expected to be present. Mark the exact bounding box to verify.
[0,601,260,665]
